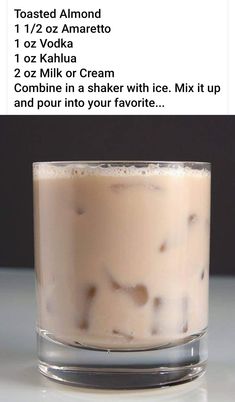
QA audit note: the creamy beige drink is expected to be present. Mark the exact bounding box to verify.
[33,162,210,350]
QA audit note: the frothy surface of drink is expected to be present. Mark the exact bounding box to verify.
[34,162,210,179]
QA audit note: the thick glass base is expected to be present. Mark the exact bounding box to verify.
[38,330,207,389]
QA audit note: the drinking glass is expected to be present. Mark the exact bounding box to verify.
[33,161,211,389]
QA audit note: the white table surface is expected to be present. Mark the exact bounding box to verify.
[0,268,234,402]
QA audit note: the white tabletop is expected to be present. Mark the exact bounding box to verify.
[0,268,234,402]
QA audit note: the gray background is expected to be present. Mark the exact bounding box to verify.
[0,116,234,275]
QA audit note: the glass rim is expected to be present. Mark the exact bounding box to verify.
[33,160,211,167]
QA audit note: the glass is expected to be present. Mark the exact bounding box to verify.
[33,161,211,389]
